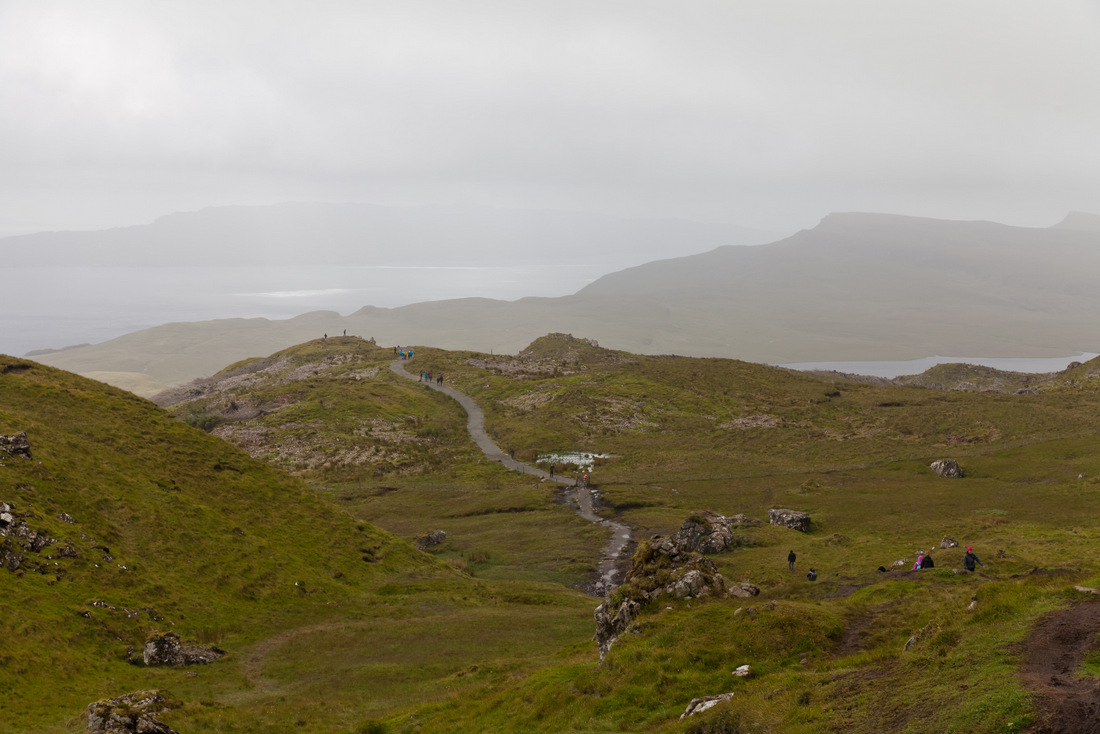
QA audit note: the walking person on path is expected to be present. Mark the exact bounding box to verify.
[549,464,555,479]
[963,546,984,572]
[788,550,796,571]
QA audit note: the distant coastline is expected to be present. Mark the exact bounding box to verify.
[780,353,1100,379]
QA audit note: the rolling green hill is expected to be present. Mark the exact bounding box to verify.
[0,354,593,733]
[12,335,1100,731]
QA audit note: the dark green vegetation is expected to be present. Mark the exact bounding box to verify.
[9,333,1100,731]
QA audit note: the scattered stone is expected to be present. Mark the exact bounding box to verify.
[680,692,735,720]
[997,549,1008,559]
[953,569,967,575]
[58,513,76,524]
[143,633,225,667]
[768,508,811,532]
[1075,586,1100,595]
[904,635,918,651]
[413,529,447,550]
[86,689,179,734]
[732,664,752,678]
[891,559,907,568]
[967,597,979,611]
[930,459,964,478]
[941,535,959,549]
[729,582,760,598]
[0,432,31,460]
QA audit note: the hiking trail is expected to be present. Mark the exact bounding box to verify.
[1018,598,1100,733]
[389,359,632,595]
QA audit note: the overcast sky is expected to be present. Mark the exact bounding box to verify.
[2,0,1099,238]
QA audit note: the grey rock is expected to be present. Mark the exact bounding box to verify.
[930,459,964,478]
[768,508,811,532]
[729,582,760,598]
[143,633,225,667]
[680,692,735,719]
[593,598,642,663]
[86,689,178,734]
[0,432,31,460]
[940,535,959,549]
[674,511,757,553]
[413,529,447,550]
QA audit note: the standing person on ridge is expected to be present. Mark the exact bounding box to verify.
[788,549,796,571]
[963,546,983,572]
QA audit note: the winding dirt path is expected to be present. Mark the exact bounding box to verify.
[389,359,631,594]
[1019,598,1100,733]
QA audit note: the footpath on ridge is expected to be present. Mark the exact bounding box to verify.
[389,359,631,595]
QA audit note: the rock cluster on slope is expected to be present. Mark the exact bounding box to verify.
[594,516,737,661]
[86,689,180,734]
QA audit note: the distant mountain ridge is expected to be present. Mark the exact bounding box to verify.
[31,211,1100,396]
[1,201,775,268]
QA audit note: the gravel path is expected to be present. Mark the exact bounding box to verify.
[390,359,631,594]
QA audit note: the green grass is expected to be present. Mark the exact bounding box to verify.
[12,336,1100,731]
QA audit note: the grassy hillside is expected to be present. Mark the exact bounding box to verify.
[17,334,1100,731]
[158,337,609,590]
[0,355,593,733]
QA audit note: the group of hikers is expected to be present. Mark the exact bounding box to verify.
[395,346,414,359]
[419,370,443,385]
[788,545,984,581]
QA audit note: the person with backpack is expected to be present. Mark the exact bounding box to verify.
[963,546,983,572]
[787,549,796,571]
[806,568,817,582]
[920,554,935,569]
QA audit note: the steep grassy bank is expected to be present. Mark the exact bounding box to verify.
[0,355,594,733]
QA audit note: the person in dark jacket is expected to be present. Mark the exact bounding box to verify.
[920,554,935,569]
[963,546,983,572]
[788,550,796,571]
[806,568,817,582]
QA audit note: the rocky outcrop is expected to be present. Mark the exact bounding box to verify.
[86,689,179,734]
[930,459,963,478]
[0,502,55,573]
[674,511,759,554]
[768,508,811,532]
[594,526,728,661]
[0,432,31,460]
[143,633,225,666]
[941,535,959,549]
[593,598,642,663]
[414,529,446,550]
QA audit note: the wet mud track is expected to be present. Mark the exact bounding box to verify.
[1019,599,1100,733]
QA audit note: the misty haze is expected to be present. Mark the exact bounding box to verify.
[4,3,1100,732]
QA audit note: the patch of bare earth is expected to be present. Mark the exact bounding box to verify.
[1019,599,1100,733]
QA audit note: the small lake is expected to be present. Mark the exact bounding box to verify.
[779,353,1100,378]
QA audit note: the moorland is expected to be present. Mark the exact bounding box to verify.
[5,333,1100,732]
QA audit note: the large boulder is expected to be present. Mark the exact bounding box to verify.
[930,459,964,478]
[86,689,179,734]
[674,511,759,554]
[768,508,811,532]
[143,633,225,666]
